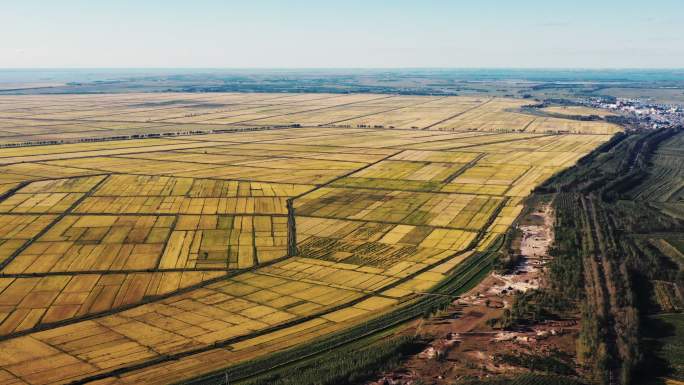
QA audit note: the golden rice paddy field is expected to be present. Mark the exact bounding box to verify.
[0,93,621,384]
[541,105,618,118]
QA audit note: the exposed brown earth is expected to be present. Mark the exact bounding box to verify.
[368,204,581,385]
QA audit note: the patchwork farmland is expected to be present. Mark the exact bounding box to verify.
[0,93,621,384]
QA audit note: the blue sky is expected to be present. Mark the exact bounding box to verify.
[2,0,683,68]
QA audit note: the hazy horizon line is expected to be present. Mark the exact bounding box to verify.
[1,67,684,71]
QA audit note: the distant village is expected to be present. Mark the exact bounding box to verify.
[582,96,684,130]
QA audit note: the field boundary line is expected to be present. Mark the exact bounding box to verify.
[228,94,397,125]
[440,132,559,151]
[320,96,449,126]
[422,97,494,129]
[443,153,486,183]
[0,175,109,271]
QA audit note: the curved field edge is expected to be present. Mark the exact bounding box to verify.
[179,237,503,385]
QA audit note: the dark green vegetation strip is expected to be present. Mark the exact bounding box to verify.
[534,126,684,385]
[235,335,422,385]
[641,313,684,382]
[456,373,586,385]
[493,351,575,376]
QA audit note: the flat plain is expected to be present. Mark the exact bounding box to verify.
[0,92,621,384]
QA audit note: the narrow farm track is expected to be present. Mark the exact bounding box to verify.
[320,96,451,126]
[422,97,494,130]
[443,153,486,183]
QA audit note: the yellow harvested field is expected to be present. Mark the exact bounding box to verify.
[0,92,621,384]
[0,192,84,213]
[0,271,226,335]
[3,215,174,274]
[542,105,617,117]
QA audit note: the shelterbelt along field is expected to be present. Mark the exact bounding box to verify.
[0,93,620,384]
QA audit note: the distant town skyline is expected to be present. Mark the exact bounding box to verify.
[2,0,683,68]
